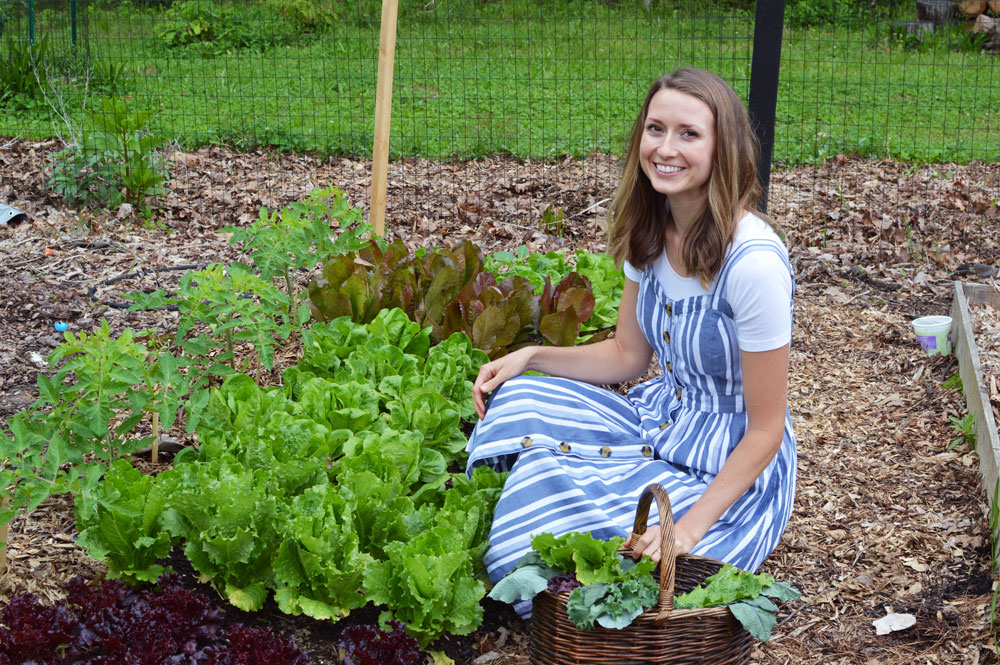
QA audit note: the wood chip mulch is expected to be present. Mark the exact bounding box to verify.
[971,299,1000,428]
[1,138,999,664]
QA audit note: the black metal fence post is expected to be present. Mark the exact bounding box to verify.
[748,0,787,213]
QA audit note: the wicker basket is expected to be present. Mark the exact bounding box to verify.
[529,484,753,665]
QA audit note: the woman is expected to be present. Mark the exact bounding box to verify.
[466,68,795,616]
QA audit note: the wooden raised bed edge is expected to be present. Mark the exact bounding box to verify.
[950,281,1000,533]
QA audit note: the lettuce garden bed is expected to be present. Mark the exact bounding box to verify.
[0,187,629,663]
[2,143,999,664]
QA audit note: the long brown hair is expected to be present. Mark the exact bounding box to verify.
[607,68,762,287]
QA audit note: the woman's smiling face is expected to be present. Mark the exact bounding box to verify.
[639,88,716,208]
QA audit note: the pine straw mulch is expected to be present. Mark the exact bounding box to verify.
[1,138,1000,664]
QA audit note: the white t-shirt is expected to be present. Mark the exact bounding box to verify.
[623,213,792,352]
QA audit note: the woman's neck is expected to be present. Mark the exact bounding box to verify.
[666,194,703,237]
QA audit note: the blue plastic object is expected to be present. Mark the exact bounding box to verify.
[54,322,68,332]
[0,204,27,226]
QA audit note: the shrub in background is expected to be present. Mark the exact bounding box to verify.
[47,95,169,211]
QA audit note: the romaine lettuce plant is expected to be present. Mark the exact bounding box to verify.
[485,246,624,339]
[309,239,598,358]
[74,459,177,584]
[272,484,373,621]
[155,456,281,612]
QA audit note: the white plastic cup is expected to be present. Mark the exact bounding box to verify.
[911,315,952,356]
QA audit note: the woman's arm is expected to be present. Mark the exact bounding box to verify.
[631,343,789,560]
[473,278,654,419]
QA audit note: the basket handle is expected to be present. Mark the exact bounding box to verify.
[628,483,676,613]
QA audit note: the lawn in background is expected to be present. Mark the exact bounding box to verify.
[1,0,996,164]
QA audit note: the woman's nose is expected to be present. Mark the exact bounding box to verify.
[655,136,677,157]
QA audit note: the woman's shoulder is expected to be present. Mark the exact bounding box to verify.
[730,211,787,251]
[721,213,792,290]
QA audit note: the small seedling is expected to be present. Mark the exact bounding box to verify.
[941,373,963,392]
[947,412,975,451]
[538,205,566,238]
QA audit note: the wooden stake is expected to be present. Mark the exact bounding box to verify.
[1,497,9,575]
[370,0,399,238]
[151,410,160,466]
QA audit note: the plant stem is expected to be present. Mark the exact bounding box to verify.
[226,325,235,371]
[151,409,160,465]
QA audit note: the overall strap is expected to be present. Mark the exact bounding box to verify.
[710,238,795,311]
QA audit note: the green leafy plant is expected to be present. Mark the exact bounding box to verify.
[38,320,187,464]
[572,250,623,334]
[82,96,170,211]
[364,526,485,647]
[222,186,371,315]
[157,0,299,53]
[156,0,222,47]
[947,412,976,451]
[491,533,800,638]
[675,564,801,641]
[489,531,659,631]
[538,204,566,237]
[485,247,622,340]
[265,0,338,31]
[1,320,191,550]
[0,35,49,106]
[309,239,598,358]
[89,57,131,95]
[127,262,293,382]
[272,483,373,620]
[47,144,120,207]
[48,95,170,211]
[156,454,281,612]
[74,459,176,584]
[486,246,572,293]
[941,372,963,392]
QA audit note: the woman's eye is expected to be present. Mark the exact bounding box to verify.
[646,123,661,133]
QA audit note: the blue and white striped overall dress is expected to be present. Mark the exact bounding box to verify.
[466,237,796,617]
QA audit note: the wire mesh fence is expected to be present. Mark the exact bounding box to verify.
[0,0,997,229]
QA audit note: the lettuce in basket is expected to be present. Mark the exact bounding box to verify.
[488,531,658,630]
[489,532,800,638]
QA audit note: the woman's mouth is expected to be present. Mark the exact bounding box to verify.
[655,164,683,175]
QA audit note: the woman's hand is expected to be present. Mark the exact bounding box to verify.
[472,347,534,419]
[628,522,699,563]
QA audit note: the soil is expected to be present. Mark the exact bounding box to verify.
[2,138,1000,664]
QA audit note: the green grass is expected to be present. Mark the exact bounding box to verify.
[1,0,997,164]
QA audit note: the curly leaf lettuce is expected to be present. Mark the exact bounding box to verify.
[674,564,801,641]
[364,526,485,647]
[531,531,629,586]
[155,457,279,612]
[273,484,373,620]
